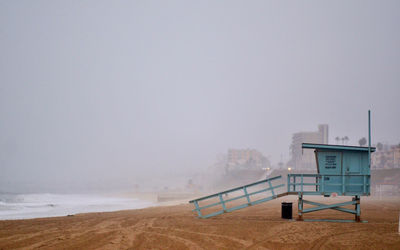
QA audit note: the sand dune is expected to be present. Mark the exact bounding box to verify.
[0,197,399,249]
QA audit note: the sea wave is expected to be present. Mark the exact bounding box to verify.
[0,193,154,220]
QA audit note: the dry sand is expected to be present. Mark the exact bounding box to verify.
[0,196,399,249]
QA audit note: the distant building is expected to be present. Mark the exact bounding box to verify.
[289,124,329,171]
[371,168,400,196]
[372,144,400,169]
[226,149,270,173]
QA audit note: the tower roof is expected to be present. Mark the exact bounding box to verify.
[302,143,376,152]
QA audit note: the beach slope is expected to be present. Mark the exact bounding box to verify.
[0,198,399,249]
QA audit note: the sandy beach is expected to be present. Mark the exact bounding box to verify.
[0,196,399,249]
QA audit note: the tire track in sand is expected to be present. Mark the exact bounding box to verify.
[110,217,203,249]
[310,229,370,250]
[151,226,253,248]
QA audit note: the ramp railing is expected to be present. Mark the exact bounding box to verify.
[189,175,285,218]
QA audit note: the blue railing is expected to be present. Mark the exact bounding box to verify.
[287,174,370,196]
[189,175,284,218]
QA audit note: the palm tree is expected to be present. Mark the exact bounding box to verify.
[344,136,349,145]
[335,136,340,144]
[358,137,367,146]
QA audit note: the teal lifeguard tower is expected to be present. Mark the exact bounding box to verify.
[290,143,375,222]
[189,111,375,222]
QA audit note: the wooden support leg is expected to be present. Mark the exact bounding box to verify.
[355,195,361,222]
[297,193,303,221]
[194,201,202,218]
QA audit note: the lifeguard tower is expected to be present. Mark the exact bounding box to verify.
[189,111,375,222]
[289,143,375,222]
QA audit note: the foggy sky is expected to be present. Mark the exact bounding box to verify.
[1,1,399,192]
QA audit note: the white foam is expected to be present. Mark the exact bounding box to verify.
[0,193,154,220]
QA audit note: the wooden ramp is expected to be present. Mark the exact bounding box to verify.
[189,175,286,218]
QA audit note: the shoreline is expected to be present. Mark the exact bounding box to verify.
[0,191,198,221]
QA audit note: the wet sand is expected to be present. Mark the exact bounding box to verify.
[0,197,399,249]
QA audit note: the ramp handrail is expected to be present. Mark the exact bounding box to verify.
[189,175,285,218]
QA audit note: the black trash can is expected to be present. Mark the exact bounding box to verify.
[281,202,292,219]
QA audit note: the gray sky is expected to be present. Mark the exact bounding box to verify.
[1,1,399,191]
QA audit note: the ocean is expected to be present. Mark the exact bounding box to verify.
[0,193,154,220]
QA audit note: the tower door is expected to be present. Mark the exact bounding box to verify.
[317,151,342,194]
[344,152,363,193]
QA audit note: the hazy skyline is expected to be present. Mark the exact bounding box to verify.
[1,1,399,191]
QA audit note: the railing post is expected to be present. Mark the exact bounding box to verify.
[268,180,275,197]
[219,193,227,212]
[194,201,203,218]
[301,175,303,192]
[294,176,296,192]
[321,175,324,194]
[243,187,251,204]
[287,175,290,192]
